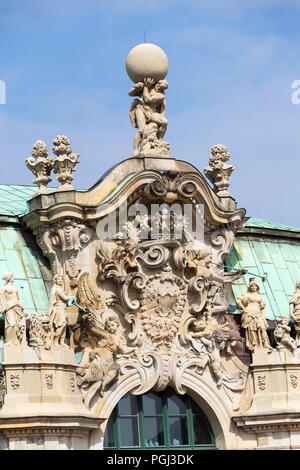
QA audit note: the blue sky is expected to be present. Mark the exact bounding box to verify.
[1,0,300,226]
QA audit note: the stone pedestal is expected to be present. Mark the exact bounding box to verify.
[234,349,300,449]
[0,345,102,450]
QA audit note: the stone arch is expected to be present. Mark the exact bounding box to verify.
[89,369,236,450]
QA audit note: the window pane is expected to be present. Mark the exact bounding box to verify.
[167,391,186,415]
[104,417,114,448]
[144,417,164,447]
[118,394,138,416]
[194,416,213,445]
[142,393,163,415]
[169,416,188,446]
[119,417,139,447]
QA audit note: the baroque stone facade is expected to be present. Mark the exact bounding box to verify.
[0,43,299,451]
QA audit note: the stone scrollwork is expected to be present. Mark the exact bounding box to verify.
[34,219,92,279]
[144,171,197,202]
[74,226,247,411]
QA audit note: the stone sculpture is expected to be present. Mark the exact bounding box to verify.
[48,274,74,347]
[126,43,170,157]
[237,278,272,352]
[274,316,297,351]
[77,312,135,407]
[49,135,79,191]
[25,140,52,194]
[204,144,234,197]
[29,312,52,350]
[186,248,246,316]
[183,300,244,387]
[129,78,169,157]
[0,273,27,346]
[290,280,300,346]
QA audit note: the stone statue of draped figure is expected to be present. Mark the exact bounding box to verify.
[0,272,27,346]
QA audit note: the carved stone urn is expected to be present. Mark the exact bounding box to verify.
[25,140,52,194]
[50,135,79,191]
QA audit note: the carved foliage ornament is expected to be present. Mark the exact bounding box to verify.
[33,219,92,279]
[75,224,246,409]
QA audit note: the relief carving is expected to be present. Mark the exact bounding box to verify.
[29,312,52,350]
[45,373,54,390]
[257,375,266,391]
[34,219,92,279]
[10,374,20,390]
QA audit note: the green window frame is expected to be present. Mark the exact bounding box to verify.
[104,388,216,450]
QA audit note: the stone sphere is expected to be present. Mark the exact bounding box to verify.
[126,43,168,83]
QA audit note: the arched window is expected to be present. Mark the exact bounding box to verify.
[104,387,216,450]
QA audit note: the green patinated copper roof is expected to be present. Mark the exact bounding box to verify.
[244,217,300,233]
[226,228,300,320]
[0,225,50,318]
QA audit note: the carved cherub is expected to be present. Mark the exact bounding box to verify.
[48,274,74,347]
[77,315,135,408]
[274,316,297,352]
[0,273,27,346]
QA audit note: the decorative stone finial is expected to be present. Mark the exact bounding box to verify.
[25,140,52,194]
[50,135,79,191]
[204,144,235,197]
[126,43,170,158]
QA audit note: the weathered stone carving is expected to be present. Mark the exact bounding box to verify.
[186,248,245,316]
[257,374,266,391]
[45,373,54,390]
[0,370,6,407]
[0,273,27,346]
[237,278,272,352]
[144,171,197,202]
[34,219,92,279]
[48,274,74,347]
[25,140,52,194]
[129,78,170,157]
[180,300,245,395]
[204,144,234,197]
[274,316,297,351]
[290,280,300,346]
[290,375,298,389]
[76,307,135,408]
[10,374,20,390]
[29,312,52,350]
[50,135,79,191]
